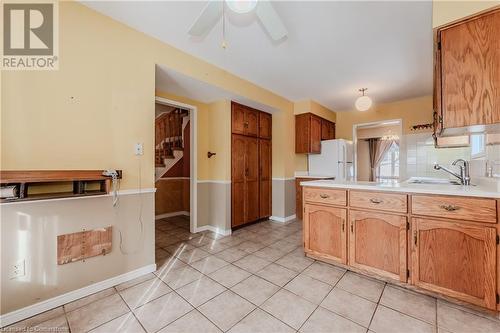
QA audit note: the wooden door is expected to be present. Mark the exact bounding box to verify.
[440,9,500,128]
[349,210,407,281]
[304,204,347,264]
[231,135,246,227]
[232,102,246,135]
[310,115,322,153]
[411,217,497,309]
[245,109,259,137]
[321,119,331,140]
[259,112,272,139]
[245,137,260,222]
[259,139,271,218]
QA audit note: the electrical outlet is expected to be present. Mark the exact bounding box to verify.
[134,143,144,156]
[10,259,25,279]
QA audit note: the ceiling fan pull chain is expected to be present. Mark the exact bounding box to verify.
[221,2,227,49]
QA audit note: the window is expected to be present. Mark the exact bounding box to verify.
[470,133,485,159]
[377,142,399,181]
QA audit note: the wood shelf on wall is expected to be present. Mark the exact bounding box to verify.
[0,170,122,203]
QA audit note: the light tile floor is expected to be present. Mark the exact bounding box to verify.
[5,216,500,333]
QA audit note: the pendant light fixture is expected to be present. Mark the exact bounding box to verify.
[355,88,372,111]
[226,0,258,14]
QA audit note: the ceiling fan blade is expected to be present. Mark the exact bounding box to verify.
[255,1,288,41]
[188,0,223,37]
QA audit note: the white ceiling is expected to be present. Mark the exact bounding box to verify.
[156,65,278,113]
[83,1,433,111]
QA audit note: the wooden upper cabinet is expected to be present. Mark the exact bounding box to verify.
[259,112,272,139]
[245,109,259,137]
[436,8,500,133]
[321,119,336,140]
[349,210,407,282]
[231,102,259,137]
[411,217,497,309]
[304,204,347,264]
[295,113,321,154]
[232,102,246,135]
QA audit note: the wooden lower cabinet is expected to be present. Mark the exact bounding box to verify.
[349,210,407,282]
[411,217,497,309]
[304,204,347,264]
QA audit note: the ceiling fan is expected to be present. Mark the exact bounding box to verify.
[188,0,288,42]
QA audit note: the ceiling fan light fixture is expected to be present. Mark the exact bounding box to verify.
[226,0,258,14]
[355,88,372,111]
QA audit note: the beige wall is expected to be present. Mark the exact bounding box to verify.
[432,0,499,27]
[357,140,371,181]
[1,1,296,190]
[356,124,402,140]
[335,95,433,141]
[294,100,337,172]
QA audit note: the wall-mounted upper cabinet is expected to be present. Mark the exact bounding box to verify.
[295,112,335,154]
[434,8,500,136]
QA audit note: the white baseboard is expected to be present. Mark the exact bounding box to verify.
[155,211,190,220]
[269,214,297,223]
[195,225,232,236]
[0,264,156,328]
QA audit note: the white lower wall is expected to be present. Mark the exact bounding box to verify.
[0,191,155,316]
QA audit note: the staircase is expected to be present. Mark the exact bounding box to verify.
[155,108,189,180]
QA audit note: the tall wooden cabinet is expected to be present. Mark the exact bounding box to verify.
[434,8,500,135]
[231,102,272,228]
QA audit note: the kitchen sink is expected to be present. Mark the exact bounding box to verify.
[406,177,462,185]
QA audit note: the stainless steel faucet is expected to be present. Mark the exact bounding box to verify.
[433,159,471,185]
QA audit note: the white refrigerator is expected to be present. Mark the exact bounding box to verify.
[308,139,354,180]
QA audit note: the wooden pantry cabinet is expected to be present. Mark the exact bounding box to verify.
[302,187,500,310]
[231,102,272,228]
[434,8,500,135]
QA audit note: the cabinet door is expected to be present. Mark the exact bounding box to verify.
[245,109,259,137]
[232,102,246,135]
[349,210,407,282]
[329,122,336,139]
[321,119,331,140]
[304,204,347,264]
[295,114,311,153]
[259,112,272,139]
[440,9,500,128]
[245,137,260,222]
[259,139,271,218]
[231,135,246,227]
[411,218,497,309]
[310,115,322,153]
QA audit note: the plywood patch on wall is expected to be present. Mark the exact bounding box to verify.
[57,227,112,265]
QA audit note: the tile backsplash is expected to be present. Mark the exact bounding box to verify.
[400,132,500,180]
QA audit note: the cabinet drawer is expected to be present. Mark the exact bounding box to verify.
[350,191,407,214]
[303,187,347,206]
[411,195,497,223]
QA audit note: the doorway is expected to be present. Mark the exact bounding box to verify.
[154,96,197,233]
[353,119,402,182]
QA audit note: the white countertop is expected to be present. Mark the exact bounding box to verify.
[294,171,335,179]
[300,179,500,199]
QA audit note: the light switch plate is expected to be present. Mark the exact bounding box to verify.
[134,143,144,156]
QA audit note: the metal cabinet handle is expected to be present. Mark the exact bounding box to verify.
[439,204,459,211]
[342,220,345,232]
[370,198,383,204]
[413,230,418,245]
[350,222,354,233]
[319,194,330,199]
